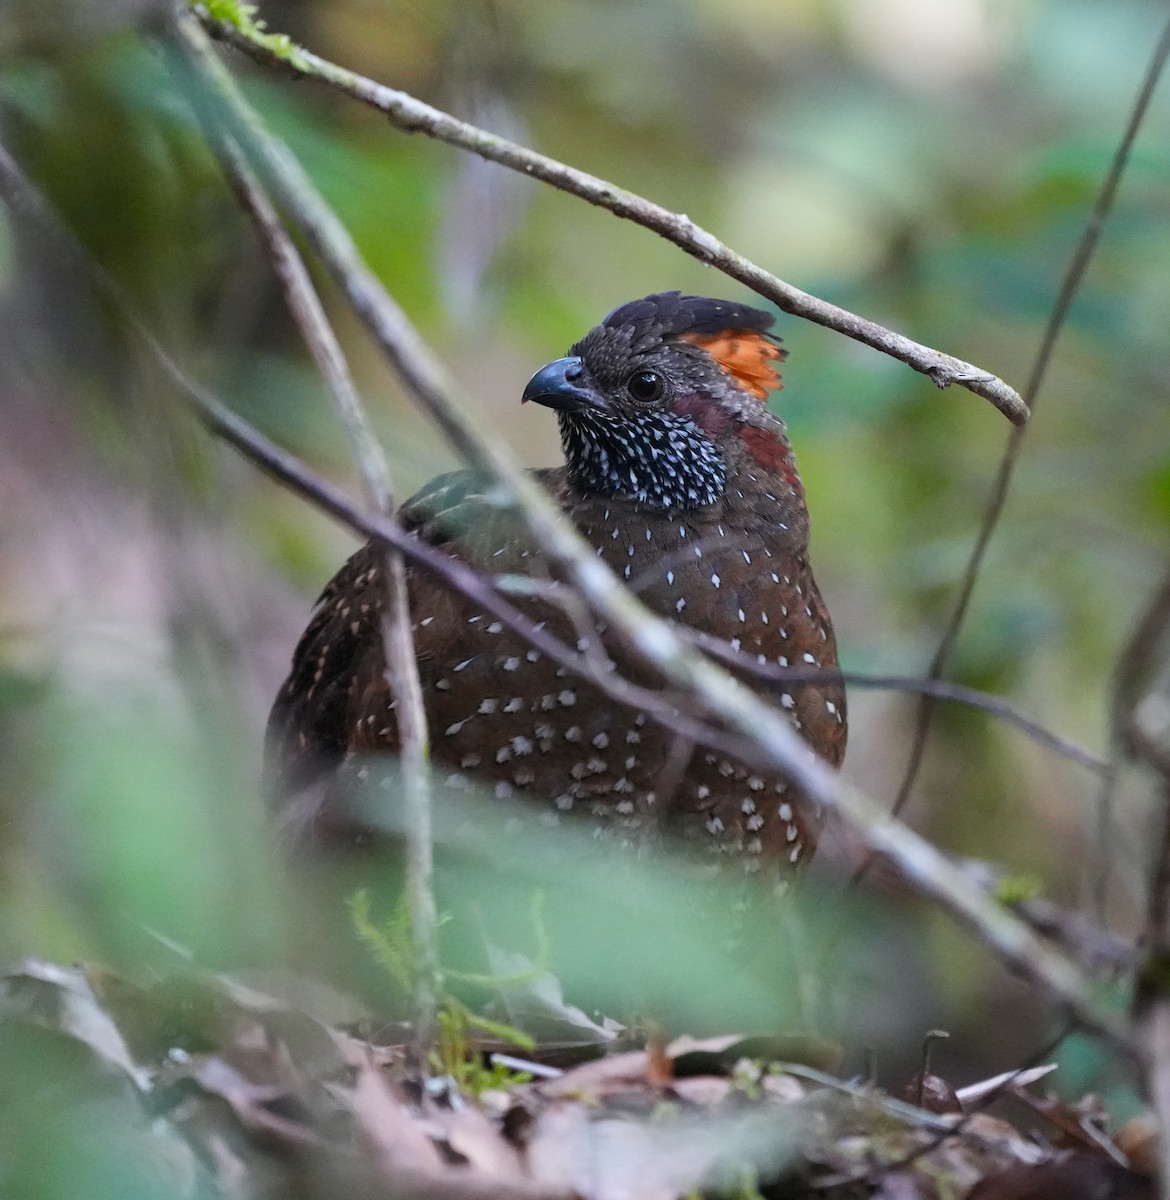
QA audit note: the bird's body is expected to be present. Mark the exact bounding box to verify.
[267,293,845,873]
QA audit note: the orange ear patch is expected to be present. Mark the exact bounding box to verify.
[681,330,784,401]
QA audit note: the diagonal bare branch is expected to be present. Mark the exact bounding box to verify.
[30,24,1132,1052]
[187,2,1029,427]
[192,122,441,1064]
[872,9,1170,881]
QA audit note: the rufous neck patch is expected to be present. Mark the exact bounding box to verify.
[738,425,804,496]
[681,329,784,401]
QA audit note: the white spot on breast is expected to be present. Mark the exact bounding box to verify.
[444,720,466,736]
[781,693,795,709]
[696,784,711,800]
[778,655,788,667]
[495,747,511,764]
[460,753,481,769]
[761,612,769,625]
[711,573,721,588]
[495,781,514,799]
[645,529,652,542]
[436,679,451,691]
[737,608,746,623]
[503,657,521,671]
[420,616,434,627]
[592,732,609,748]
[747,814,764,832]
[565,726,582,741]
[675,597,686,613]
[666,570,674,586]
[786,823,799,843]
[558,690,577,707]
[706,815,724,834]
[779,803,793,821]
[742,550,751,564]
[511,735,534,756]
[503,698,524,713]
[453,658,474,672]
[624,755,638,770]
[730,637,741,651]
[623,564,632,579]
[789,845,802,863]
[486,622,503,634]
[802,652,816,664]
[478,698,498,714]
[771,573,780,583]
[526,649,540,663]
[826,700,837,715]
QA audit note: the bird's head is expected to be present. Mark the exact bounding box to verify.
[522,291,799,511]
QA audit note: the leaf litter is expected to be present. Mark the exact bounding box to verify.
[0,957,1158,1199]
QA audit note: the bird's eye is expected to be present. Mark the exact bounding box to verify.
[626,370,664,403]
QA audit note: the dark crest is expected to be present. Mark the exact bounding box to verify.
[589,291,775,355]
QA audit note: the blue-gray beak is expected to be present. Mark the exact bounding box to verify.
[521,356,609,414]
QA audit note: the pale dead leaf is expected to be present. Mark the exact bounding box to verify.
[0,958,149,1089]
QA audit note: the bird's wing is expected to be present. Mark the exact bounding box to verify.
[264,467,567,803]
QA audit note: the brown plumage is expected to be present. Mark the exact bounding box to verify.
[266,292,845,873]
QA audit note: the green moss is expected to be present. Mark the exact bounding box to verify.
[348,889,538,1096]
[191,1,311,70]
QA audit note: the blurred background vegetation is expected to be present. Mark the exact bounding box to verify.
[1,0,1169,1158]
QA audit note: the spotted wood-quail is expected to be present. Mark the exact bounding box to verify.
[267,292,845,873]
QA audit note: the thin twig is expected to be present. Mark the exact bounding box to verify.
[0,133,1135,1051]
[194,125,441,1064]
[188,2,1029,428]
[960,859,1135,974]
[508,572,1109,774]
[689,632,1108,776]
[869,10,1170,885]
[153,20,1140,1052]
[812,1020,1077,1193]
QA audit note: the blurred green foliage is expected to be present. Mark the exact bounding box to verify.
[1,2,1169,1164]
